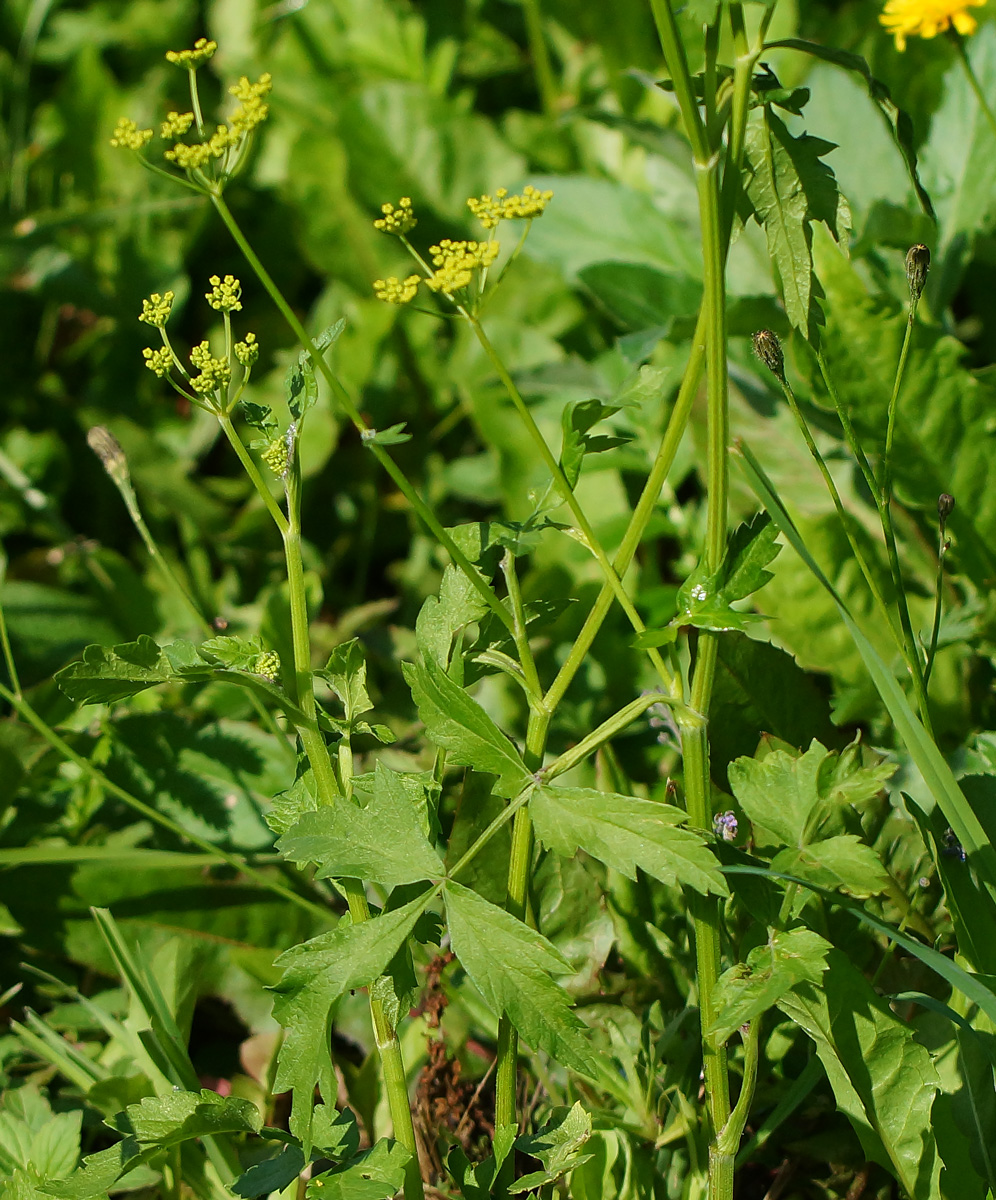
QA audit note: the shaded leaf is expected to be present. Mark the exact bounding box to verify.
[443,881,597,1077]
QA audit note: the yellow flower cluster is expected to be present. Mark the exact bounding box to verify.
[142,346,172,378]
[205,274,242,312]
[235,332,259,367]
[139,291,175,328]
[467,185,554,228]
[261,437,290,477]
[228,74,272,133]
[373,275,421,304]
[189,341,232,394]
[164,125,236,169]
[374,197,416,235]
[161,111,195,140]
[166,38,217,70]
[424,239,500,294]
[252,650,281,680]
[879,0,985,49]
[110,118,153,150]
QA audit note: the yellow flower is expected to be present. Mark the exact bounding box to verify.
[160,111,195,140]
[139,291,175,328]
[205,274,242,312]
[880,0,986,49]
[467,185,554,229]
[424,239,500,294]
[373,275,421,304]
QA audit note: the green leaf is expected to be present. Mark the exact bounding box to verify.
[531,785,727,897]
[403,658,531,799]
[510,1102,593,1193]
[39,1141,144,1200]
[577,262,701,332]
[559,400,628,490]
[232,1146,305,1198]
[744,106,850,339]
[287,320,345,423]
[415,563,491,667]
[443,881,597,1077]
[766,38,933,219]
[308,1140,410,1200]
[107,1089,261,1146]
[773,835,889,899]
[719,513,781,604]
[277,762,444,886]
[240,401,279,438]
[55,636,170,704]
[711,927,831,1044]
[318,639,373,724]
[728,741,825,847]
[777,950,940,1198]
[361,422,412,446]
[270,893,431,1154]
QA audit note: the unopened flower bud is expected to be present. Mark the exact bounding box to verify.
[87,426,130,489]
[938,493,955,525]
[906,244,930,302]
[752,329,785,382]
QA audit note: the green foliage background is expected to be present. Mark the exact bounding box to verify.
[3,0,996,1197]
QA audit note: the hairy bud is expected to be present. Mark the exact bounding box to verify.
[938,493,955,524]
[906,244,930,302]
[752,329,785,381]
[87,426,130,489]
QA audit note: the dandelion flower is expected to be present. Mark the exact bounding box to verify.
[880,0,986,50]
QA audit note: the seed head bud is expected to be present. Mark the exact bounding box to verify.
[906,244,930,302]
[87,426,130,489]
[752,329,785,381]
[938,493,955,524]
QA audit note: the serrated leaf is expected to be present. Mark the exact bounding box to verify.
[720,513,781,604]
[308,1140,410,1200]
[777,950,940,1198]
[318,639,373,724]
[287,320,345,422]
[39,1140,143,1200]
[710,927,831,1042]
[270,893,431,1154]
[403,658,531,799]
[415,564,490,667]
[107,1089,261,1145]
[745,106,849,339]
[240,401,278,437]
[773,835,889,899]
[198,635,265,671]
[729,741,825,847]
[559,400,627,490]
[531,786,727,897]
[443,881,597,1077]
[510,1102,593,1193]
[55,636,170,704]
[277,762,443,886]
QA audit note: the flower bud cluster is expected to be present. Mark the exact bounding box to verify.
[467,185,554,229]
[205,274,243,313]
[142,346,173,378]
[374,197,416,235]
[425,239,500,294]
[139,291,175,328]
[165,38,217,69]
[110,118,153,150]
[252,650,281,681]
[235,333,259,367]
[228,75,272,133]
[261,436,290,478]
[189,341,232,394]
[160,111,195,140]
[373,275,421,304]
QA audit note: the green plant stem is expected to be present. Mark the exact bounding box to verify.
[544,316,706,712]
[0,559,22,700]
[775,376,905,657]
[815,350,879,505]
[881,302,917,505]
[501,550,543,702]
[495,706,551,1195]
[466,315,677,697]
[217,413,289,535]
[280,464,424,1200]
[717,1017,761,1158]
[952,33,996,145]
[0,681,328,918]
[924,528,949,692]
[521,0,558,118]
[209,191,514,640]
[650,3,732,1197]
